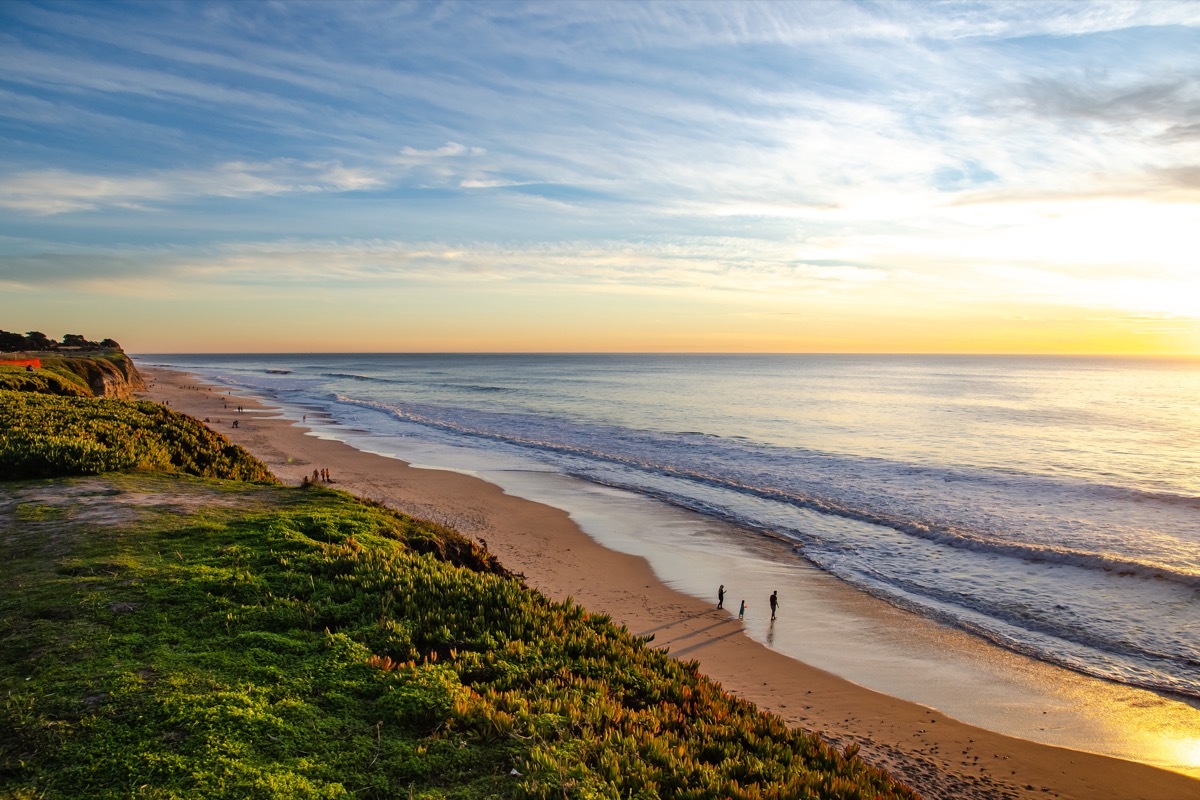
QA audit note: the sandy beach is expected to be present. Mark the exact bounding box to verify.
[139,366,1200,800]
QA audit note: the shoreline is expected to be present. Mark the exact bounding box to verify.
[138,365,1200,800]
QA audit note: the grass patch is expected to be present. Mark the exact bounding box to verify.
[0,365,90,397]
[0,475,918,799]
[0,391,276,483]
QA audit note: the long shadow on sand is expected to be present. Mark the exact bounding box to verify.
[666,628,746,658]
[657,618,740,646]
[635,609,714,638]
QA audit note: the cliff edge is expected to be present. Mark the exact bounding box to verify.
[0,351,145,398]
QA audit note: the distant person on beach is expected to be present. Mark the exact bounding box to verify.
[232,419,238,428]
[313,470,320,483]
[769,590,779,620]
[717,584,725,609]
[738,600,746,620]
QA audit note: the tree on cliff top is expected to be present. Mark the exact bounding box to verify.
[0,331,122,353]
[23,332,54,351]
[0,331,26,351]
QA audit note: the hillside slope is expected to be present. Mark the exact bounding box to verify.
[0,390,919,799]
[0,351,145,398]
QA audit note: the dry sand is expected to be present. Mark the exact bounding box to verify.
[140,366,1200,800]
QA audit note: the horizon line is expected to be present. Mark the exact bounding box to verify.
[130,351,1200,358]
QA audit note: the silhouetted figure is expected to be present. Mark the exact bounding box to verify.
[738,600,747,620]
[717,584,725,609]
[769,590,779,620]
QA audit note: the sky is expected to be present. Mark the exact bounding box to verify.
[1,0,1199,354]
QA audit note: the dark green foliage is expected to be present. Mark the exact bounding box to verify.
[0,391,276,482]
[0,330,121,352]
[0,475,920,800]
[0,330,27,351]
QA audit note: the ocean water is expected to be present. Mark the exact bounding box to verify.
[143,353,1200,705]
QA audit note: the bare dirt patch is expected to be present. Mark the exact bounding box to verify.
[0,475,276,564]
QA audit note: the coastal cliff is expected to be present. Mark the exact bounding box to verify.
[68,351,146,398]
[0,332,145,399]
[0,351,145,398]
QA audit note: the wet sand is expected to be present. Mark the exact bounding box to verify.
[140,366,1200,800]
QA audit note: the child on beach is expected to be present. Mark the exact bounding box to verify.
[738,600,747,620]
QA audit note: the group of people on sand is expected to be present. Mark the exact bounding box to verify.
[717,584,780,622]
[303,468,333,485]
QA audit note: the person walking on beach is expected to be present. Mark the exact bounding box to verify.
[769,590,779,621]
[717,584,725,609]
[738,600,747,620]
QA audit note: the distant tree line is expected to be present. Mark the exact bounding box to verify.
[0,331,122,353]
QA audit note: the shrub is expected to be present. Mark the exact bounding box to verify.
[0,391,276,482]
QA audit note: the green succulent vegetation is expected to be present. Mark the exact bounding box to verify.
[0,391,275,482]
[0,389,919,799]
[0,364,92,397]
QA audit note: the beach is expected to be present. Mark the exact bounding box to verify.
[139,365,1200,800]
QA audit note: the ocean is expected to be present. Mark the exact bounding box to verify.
[142,353,1200,708]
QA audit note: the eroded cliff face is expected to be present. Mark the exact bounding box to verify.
[47,353,147,398]
[87,354,146,398]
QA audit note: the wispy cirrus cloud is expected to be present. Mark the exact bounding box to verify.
[0,141,495,214]
[0,235,888,297]
[0,161,362,214]
[2,1,1199,351]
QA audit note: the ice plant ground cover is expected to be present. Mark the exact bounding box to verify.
[0,383,918,799]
